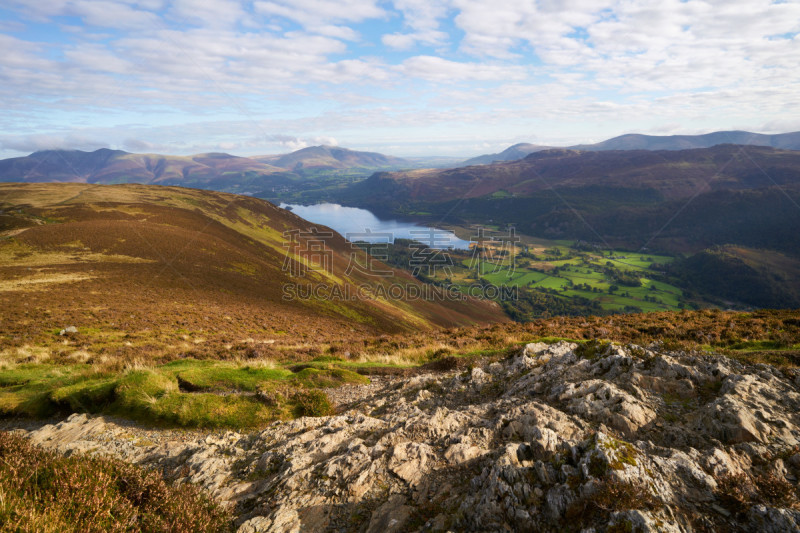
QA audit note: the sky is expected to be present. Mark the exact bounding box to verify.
[0,0,799,159]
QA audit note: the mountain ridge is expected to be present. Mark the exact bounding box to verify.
[0,146,414,192]
[461,130,800,167]
[348,144,800,205]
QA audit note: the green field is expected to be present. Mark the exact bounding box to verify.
[426,234,688,314]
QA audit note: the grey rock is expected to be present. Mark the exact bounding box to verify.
[14,341,800,532]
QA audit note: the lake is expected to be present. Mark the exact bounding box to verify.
[280,203,471,249]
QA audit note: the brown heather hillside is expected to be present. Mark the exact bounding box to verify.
[0,183,504,363]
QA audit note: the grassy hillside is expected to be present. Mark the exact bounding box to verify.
[0,183,504,358]
[2,307,799,429]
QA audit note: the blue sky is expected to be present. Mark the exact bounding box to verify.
[0,0,798,159]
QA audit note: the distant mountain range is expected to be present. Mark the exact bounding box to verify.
[0,145,413,193]
[3,130,799,191]
[254,145,408,171]
[461,143,557,166]
[461,130,800,166]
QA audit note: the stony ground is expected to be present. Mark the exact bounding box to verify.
[7,341,800,532]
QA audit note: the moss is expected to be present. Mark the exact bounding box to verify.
[698,379,723,400]
[607,440,638,470]
[575,339,612,360]
[662,391,694,410]
[49,378,117,412]
[290,367,369,388]
[661,411,679,423]
[592,435,639,470]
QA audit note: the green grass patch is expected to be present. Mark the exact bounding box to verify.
[0,360,368,429]
[162,359,294,391]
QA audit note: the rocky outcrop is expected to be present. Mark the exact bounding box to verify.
[14,341,800,531]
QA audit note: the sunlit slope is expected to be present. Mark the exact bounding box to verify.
[0,183,505,345]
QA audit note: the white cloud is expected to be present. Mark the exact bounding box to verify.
[70,0,161,30]
[1,0,799,160]
[4,0,161,30]
[122,138,168,152]
[399,55,526,82]
[169,0,247,29]
[63,43,134,74]
[0,133,109,153]
[265,134,339,151]
[382,0,450,49]
[253,0,384,39]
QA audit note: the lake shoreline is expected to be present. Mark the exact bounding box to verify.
[279,202,473,250]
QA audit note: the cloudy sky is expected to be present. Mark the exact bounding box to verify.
[1,0,799,159]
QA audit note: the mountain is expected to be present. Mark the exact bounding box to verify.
[571,130,800,152]
[340,145,800,257]
[0,183,505,348]
[461,130,800,166]
[254,145,410,173]
[0,148,285,189]
[461,143,555,166]
[349,145,800,204]
[0,146,415,193]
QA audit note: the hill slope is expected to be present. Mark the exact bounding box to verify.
[0,183,504,358]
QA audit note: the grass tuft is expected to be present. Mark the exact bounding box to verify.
[0,360,367,429]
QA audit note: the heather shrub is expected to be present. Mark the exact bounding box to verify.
[0,432,232,532]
